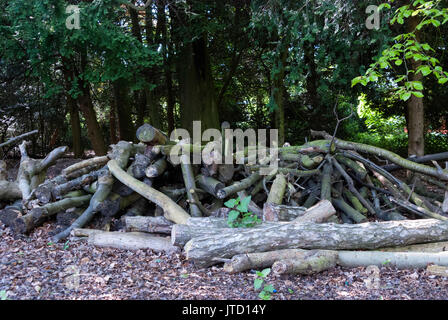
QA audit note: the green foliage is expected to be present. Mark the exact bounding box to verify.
[253,268,276,300]
[0,290,9,300]
[352,0,448,100]
[224,196,261,228]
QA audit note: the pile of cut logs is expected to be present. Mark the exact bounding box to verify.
[2,125,448,275]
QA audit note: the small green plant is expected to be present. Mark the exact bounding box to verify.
[254,268,276,300]
[63,240,70,250]
[224,196,261,228]
[0,290,9,300]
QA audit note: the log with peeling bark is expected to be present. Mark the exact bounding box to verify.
[184,219,448,267]
[12,195,92,234]
[52,171,114,241]
[87,231,179,253]
[131,157,150,180]
[262,203,307,222]
[145,157,167,178]
[124,215,174,234]
[272,250,338,275]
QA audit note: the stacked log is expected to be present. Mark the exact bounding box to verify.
[1,125,448,275]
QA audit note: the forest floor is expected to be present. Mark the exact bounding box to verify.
[1,159,448,300]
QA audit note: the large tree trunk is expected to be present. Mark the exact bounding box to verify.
[76,89,107,156]
[406,1,425,157]
[74,52,107,156]
[160,0,175,133]
[184,219,448,267]
[113,81,135,142]
[271,41,288,146]
[67,95,83,158]
[172,2,219,133]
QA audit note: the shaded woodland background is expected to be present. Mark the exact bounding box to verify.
[1,0,447,158]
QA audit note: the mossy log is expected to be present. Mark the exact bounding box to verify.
[311,130,448,181]
[223,249,321,273]
[136,124,168,145]
[180,154,202,217]
[272,250,338,275]
[217,172,262,199]
[108,159,190,224]
[266,173,286,205]
[196,175,225,197]
[332,198,368,223]
[184,219,448,267]
[12,195,92,234]
[320,159,332,201]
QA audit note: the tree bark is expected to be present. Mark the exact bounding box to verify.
[87,231,180,253]
[184,219,448,267]
[406,4,425,157]
[124,215,174,234]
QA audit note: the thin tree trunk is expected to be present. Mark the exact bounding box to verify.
[406,1,425,156]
